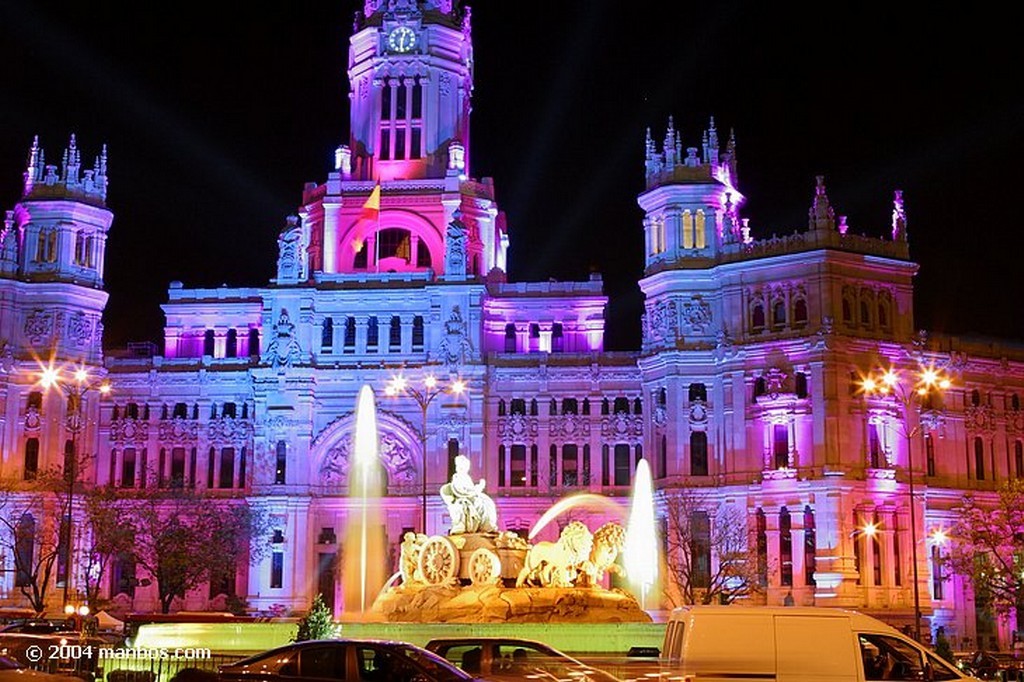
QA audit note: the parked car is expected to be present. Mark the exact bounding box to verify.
[219,639,481,682]
[0,653,84,681]
[425,637,619,682]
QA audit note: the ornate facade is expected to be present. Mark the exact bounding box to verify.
[1,0,1020,651]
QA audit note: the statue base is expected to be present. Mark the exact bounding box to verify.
[371,584,652,624]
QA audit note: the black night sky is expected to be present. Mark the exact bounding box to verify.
[1,2,1021,352]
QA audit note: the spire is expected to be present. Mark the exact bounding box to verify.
[706,116,719,166]
[23,135,41,197]
[808,175,836,233]
[726,128,738,183]
[892,189,907,241]
[19,136,108,205]
[663,116,677,168]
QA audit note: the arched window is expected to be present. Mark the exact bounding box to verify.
[222,402,237,419]
[510,399,526,416]
[389,316,402,350]
[122,448,137,488]
[773,424,789,468]
[321,317,334,351]
[225,329,238,358]
[795,372,808,398]
[1013,394,1021,411]
[412,316,425,351]
[688,383,707,403]
[173,402,188,419]
[931,545,944,600]
[582,398,591,415]
[772,299,786,327]
[842,297,853,325]
[14,513,35,588]
[971,389,981,407]
[24,438,39,480]
[690,432,708,476]
[877,302,889,329]
[975,437,986,480]
[691,510,710,588]
[793,298,808,325]
[860,298,871,327]
[551,323,564,352]
[804,506,816,587]
[754,377,767,399]
[275,441,287,485]
[868,423,882,469]
[755,509,768,588]
[497,399,506,416]
[344,317,356,351]
[752,303,765,331]
[561,398,578,415]
[530,399,538,416]
[366,316,379,350]
[203,329,215,357]
[633,397,643,414]
[504,323,517,353]
[377,227,413,263]
[780,507,793,587]
[613,397,630,414]
[926,434,936,477]
[248,328,260,357]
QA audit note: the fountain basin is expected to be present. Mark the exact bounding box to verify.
[372,583,652,624]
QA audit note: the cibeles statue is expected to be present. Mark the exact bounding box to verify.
[440,455,498,534]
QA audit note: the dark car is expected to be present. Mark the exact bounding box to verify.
[424,637,619,682]
[218,639,482,682]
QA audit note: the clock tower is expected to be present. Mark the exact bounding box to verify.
[346,0,473,182]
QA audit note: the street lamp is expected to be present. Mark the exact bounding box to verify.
[861,364,951,642]
[384,373,466,534]
[38,364,111,608]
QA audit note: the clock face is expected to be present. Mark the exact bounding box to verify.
[388,26,417,53]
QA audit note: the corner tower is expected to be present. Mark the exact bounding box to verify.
[0,135,111,364]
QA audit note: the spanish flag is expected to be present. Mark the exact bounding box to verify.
[359,184,381,222]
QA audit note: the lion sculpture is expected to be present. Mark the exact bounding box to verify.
[577,522,627,587]
[516,521,594,588]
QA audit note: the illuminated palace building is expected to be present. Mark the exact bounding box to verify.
[2,0,1023,649]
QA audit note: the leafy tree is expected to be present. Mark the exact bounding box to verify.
[112,487,269,613]
[293,593,338,642]
[662,490,762,606]
[946,479,1024,628]
[934,629,955,664]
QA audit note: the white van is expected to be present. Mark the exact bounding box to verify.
[661,606,979,681]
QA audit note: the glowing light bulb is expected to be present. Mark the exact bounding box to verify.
[882,371,898,387]
[75,368,89,383]
[424,376,437,389]
[451,379,466,394]
[40,367,59,388]
[862,522,878,537]
[862,378,877,393]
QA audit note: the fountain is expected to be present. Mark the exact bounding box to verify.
[340,385,388,619]
[625,458,658,609]
[371,451,653,624]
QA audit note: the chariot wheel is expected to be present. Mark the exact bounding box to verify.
[417,535,459,585]
[468,547,502,586]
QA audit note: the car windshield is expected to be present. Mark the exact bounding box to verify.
[399,645,474,681]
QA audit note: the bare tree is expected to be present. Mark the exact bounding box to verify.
[80,485,137,612]
[662,490,762,606]
[0,458,79,614]
[946,480,1024,628]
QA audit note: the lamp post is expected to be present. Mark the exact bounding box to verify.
[861,365,951,642]
[384,373,466,534]
[38,364,111,608]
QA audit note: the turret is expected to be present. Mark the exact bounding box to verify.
[10,135,113,289]
[638,117,744,270]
